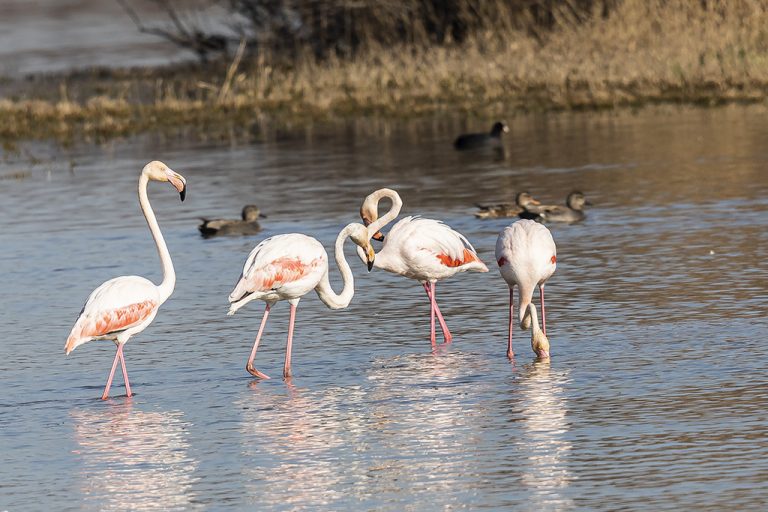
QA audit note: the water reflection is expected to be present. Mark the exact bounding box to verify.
[361,349,493,506]
[236,381,350,508]
[70,401,199,511]
[517,360,573,509]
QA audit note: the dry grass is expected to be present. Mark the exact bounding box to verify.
[4,0,768,142]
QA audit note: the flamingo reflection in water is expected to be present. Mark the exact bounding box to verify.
[70,402,197,510]
[236,383,355,508]
[518,360,574,509]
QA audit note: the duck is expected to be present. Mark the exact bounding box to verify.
[199,205,266,237]
[521,191,591,223]
[454,121,509,150]
[474,192,541,219]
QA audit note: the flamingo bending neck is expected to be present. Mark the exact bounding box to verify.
[364,188,403,238]
[315,223,367,310]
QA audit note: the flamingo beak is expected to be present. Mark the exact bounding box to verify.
[167,171,187,202]
[364,243,375,272]
[530,199,541,205]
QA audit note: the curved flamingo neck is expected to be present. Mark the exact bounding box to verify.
[138,173,175,304]
[365,188,403,238]
[315,223,357,310]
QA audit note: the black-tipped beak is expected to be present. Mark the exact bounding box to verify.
[372,231,385,242]
[179,186,186,202]
[585,200,593,206]
[259,213,267,219]
[367,259,374,272]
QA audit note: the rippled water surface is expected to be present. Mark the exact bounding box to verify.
[2,106,768,510]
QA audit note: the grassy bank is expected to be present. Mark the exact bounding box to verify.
[3,0,768,142]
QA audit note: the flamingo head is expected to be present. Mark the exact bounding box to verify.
[532,331,550,360]
[142,160,187,201]
[348,223,376,271]
[360,200,385,242]
[524,303,550,359]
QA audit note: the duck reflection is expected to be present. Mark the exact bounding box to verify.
[517,359,573,508]
[70,401,198,511]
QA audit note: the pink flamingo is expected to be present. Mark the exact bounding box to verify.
[495,219,556,358]
[227,223,377,379]
[65,161,187,400]
[359,188,489,344]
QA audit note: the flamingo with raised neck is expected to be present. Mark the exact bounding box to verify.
[65,160,187,400]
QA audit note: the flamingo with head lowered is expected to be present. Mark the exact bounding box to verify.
[227,221,377,379]
[65,161,187,400]
[359,188,489,345]
[495,219,556,359]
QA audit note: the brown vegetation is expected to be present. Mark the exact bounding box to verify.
[3,0,768,142]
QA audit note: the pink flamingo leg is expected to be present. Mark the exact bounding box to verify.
[101,346,121,400]
[283,303,297,378]
[507,288,515,359]
[246,304,271,379]
[540,285,547,335]
[422,283,452,342]
[118,344,132,397]
[429,282,437,344]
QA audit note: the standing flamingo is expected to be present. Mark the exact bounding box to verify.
[227,223,376,379]
[495,219,556,358]
[65,161,187,400]
[359,188,489,344]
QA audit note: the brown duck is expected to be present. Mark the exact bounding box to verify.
[475,192,540,219]
[199,205,266,237]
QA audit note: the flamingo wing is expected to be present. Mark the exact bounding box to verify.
[229,234,327,302]
[65,276,160,354]
[392,217,486,270]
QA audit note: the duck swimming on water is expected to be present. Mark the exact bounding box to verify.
[199,205,266,237]
[475,192,540,219]
[454,121,509,150]
[521,191,591,223]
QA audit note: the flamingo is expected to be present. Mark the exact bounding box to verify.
[227,223,377,379]
[359,188,489,344]
[495,219,556,358]
[65,161,187,400]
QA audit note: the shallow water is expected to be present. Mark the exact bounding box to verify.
[2,106,768,510]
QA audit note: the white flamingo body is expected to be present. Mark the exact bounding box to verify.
[227,224,375,379]
[65,161,187,400]
[67,276,161,347]
[366,216,488,282]
[359,189,488,344]
[495,219,556,358]
[228,234,329,310]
